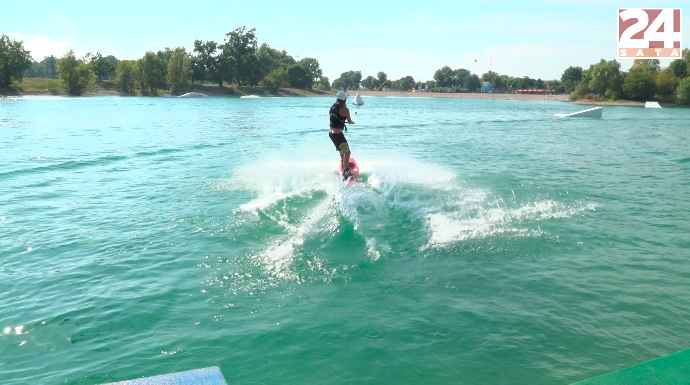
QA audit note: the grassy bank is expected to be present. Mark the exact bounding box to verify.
[5,78,332,97]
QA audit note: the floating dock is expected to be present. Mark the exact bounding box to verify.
[103,366,227,385]
[554,107,602,118]
[645,101,662,108]
[573,348,690,384]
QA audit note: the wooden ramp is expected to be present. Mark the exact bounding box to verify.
[103,367,227,385]
[554,107,602,118]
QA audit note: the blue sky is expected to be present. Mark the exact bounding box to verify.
[2,0,688,81]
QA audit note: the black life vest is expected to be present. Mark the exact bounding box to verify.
[329,102,346,129]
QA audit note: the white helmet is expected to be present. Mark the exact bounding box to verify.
[336,91,348,100]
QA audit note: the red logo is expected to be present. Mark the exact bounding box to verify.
[618,8,682,59]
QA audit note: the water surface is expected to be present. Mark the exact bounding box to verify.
[1,96,689,384]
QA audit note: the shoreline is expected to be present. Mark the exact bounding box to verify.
[5,87,684,107]
[347,90,569,101]
[6,89,569,101]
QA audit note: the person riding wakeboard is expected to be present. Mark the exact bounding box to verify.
[329,91,355,179]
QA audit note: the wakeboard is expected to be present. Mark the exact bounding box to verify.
[339,158,360,184]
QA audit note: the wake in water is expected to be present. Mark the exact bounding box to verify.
[210,156,598,291]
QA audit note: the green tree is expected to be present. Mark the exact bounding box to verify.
[104,55,119,68]
[297,57,322,88]
[195,40,234,87]
[510,76,535,90]
[167,48,190,94]
[287,64,309,88]
[492,75,506,89]
[244,55,261,86]
[189,57,204,85]
[0,34,33,87]
[481,71,504,89]
[214,49,235,87]
[668,59,687,79]
[57,50,93,95]
[574,81,590,98]
[89,52,116,82]
[377,71,388,88]
[546,79,564,93]
[114,60,137,93]
[263,66,288,92]
[622,68,657,100]
[452,68,471,87]
[192,40,218,84]
[361,75,377,90]
[255,43,295,80]
[224,26,258,86]
[25,60,46,78]
[137,51,166,93]
[465,74,480,91]
[433,66,454,87]
[676,77,690,104]
[332,70,362,90]
[561,66,583,94]
[499,75,513,91]
[392,75,415,90]
[586,59,624,96]
[631,59,660,73]
[656,68,679,98]
[45,56,58,78]
[318,76,330,91]
[157,48,174,66]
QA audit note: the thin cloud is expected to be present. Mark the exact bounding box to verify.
[20,34,72,60]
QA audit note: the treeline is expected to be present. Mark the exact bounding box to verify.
[433,66,561,91]
[565,50,690,103]
[330,70,412,92]
[4,30,690,103]
[332,66,559,93]
[331,70,436,92]
[334,49,690,105]
[2,27,329,95]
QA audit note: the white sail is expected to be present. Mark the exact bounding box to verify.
[351,93,365,106]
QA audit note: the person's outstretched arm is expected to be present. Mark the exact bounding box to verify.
[342,105,355,124]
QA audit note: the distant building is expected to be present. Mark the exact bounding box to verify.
[481,82,491,93]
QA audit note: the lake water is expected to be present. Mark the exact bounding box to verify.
[1,95,689,384]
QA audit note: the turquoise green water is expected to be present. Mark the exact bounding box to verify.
[1,96,689,384]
